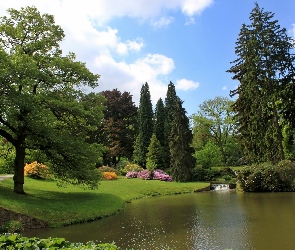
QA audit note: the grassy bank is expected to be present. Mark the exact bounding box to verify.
[0,177,209,227]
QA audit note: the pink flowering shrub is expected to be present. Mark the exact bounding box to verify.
[153,169,173,182]
[126,169,173,181]
[137,170,151,180]
[126,171,138,178]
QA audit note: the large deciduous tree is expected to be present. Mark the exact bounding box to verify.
[192,96,238,165]
[227,3,295,163]
[133,83,153,167]
[99,89,138,166]
[0,6,104,193]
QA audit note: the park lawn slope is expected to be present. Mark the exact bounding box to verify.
[0,177,209,227]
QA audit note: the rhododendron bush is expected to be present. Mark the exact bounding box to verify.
[102,172,118,180]
[126,169,172,182]
[24,161,51,180]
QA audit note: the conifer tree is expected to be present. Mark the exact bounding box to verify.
[169,99,195,182]
[163,81,179,168]
[133,83,153,167]
[146,134,163,171]
[154,98,166,148]
[227,3,295,163]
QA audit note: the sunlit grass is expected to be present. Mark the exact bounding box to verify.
[0,177,209,227]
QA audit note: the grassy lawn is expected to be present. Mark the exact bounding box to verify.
[0,177,209,227]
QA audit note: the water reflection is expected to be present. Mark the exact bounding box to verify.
[23,191,295,250]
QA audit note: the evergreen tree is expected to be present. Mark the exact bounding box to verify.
[154,98,166,148]
[163,81,179,168]
[133,83,153,167]
[169,99,195,182]
[146,134,163,171]
[227,3,295,163]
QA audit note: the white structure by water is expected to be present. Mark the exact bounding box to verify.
[211,184,229,190]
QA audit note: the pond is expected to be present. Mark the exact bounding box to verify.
[23,190,295,250]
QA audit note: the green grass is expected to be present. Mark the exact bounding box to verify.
[0,177,209,227]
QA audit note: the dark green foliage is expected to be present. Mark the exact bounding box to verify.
[154,98,166,148]
[134,83,153,167]
[192,167,220,181]
[169,99,195,182]
[163,81,179,168]
[146,134,163,171]
[228,3,295,164]
[99,89,138,166]
[237,160,295,192]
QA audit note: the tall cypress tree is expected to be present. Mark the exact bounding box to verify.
[154,98,166,148]
[163,81,179,168]
[133,82,153,167]
[169,99,195,182]
[227,3,295,163]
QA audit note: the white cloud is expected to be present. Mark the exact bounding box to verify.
[185,17,196,25]
[222,86,227,90]
[176,79,200,91]
[181,0,214,16]
[93,54,175,105]
[0,0,212,106]
[151,16,175,28]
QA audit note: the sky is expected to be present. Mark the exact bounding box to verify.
[1,0,295,116]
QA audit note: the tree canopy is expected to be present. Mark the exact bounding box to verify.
[192,96,238,165]
[99,89,138,165]
[133,82,153,167]
[227,3,295,163]
[0,6,104,193]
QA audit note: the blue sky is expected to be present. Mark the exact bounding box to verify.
[1,0,295,116]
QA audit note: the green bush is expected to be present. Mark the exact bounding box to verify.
[0,233,122,249]
[193,167,220,181]
[0,156,14,174]
[121,163,143,175]
[219,167,236,178]
[237,160,295,192]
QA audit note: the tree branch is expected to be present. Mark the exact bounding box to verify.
[0,128,16,146]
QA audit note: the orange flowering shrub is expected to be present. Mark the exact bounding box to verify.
[102,172,118,180]
[24,161,51,180]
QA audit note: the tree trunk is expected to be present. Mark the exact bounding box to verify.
[13,145,26,194]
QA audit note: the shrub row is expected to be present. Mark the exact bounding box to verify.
[237,160,295,192]
[126,169,172,182]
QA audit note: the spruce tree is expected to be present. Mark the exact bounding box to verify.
[163,81,179,168]
[154,98,166,148]
[227,3,295,163]
[169,99,195,182]
[133,83,153,167]
[146,134,163,171]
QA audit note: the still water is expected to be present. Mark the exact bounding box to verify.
[24,191,295,250]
